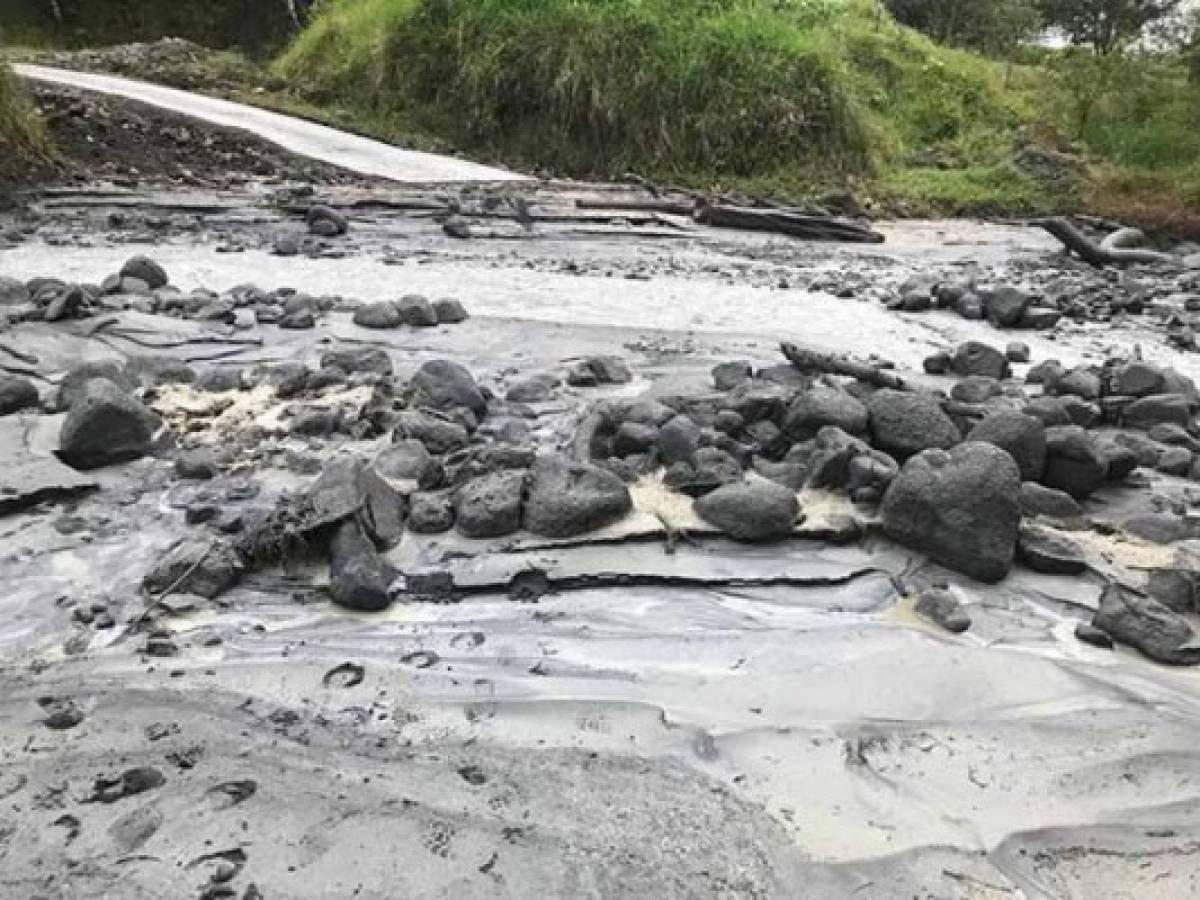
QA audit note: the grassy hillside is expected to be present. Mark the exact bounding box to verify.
[276,0,1200,227]
[0,62,49,189]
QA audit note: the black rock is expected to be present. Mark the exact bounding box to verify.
[120,256,169,290]
[1017,523,1087,574]
[950,376,1002,405]
[393,410,469,455]
[966,411,1046,482]
[712,361,753,391]
[1042,426,1107,500]
[1074,622,1113,649]
[866,390,960,460]
[143,538,242,599]
[0,374,38,415]
[694,479,799,542]
[1006,342,1031,363]
[455,471,525,538]
[1053,368,1102,401]
[914,587,971,633]
[352,301,402,329]
[58,380,158,471]
[321,349,392,376]
[373,440,441,492]
[57,361,138,411]
[782,384,869,441]
[397,295,438,327]
[329,519,395,612]
[881,442,1021,582]
[657,415,702,464]
[506,374,559,403]
[950,341,1010,379]
[1092,583,1200,665]
[1019,482,1082,519]
[1145,568,1200,614]
[307,204,348,237]
[1110,362,1165,398]
[409,360,487,416]
[523,456,633,537]
[984,287,1032,328]
[614,422,658,456]
[175,449,220,480]
[1122,394,1191,430]
[279,311,316,329]
[433,297,469,324]
[923,351,952,375]
[407,491,455,533]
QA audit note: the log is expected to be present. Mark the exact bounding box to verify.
[697,203,885,244]
[780,343,907,390]
[1041,218,1176,268]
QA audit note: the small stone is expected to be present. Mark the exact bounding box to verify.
[914,587,970,633]
[1006,342,1031,363]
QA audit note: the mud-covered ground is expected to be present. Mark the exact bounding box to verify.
[2,71,1200,900]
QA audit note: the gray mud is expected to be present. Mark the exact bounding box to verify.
[3,182,1200,899]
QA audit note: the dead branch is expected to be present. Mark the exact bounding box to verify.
[1041,218,1176,268]
[780,343,907,390]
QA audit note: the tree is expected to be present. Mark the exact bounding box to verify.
[1038,0,1183,54]
[886,0,1043,55]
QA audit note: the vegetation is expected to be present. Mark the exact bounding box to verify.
[0,62,50,189]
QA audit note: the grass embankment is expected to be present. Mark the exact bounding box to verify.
[276,0,1200,229]
[0,63,50,190]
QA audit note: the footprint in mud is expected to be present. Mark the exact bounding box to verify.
[401,650,440,669]
[109,804,163,852]
[450,631,485,650]
[322,661,365,688]
[423,820,456,858]
[204,780,258,811]
[38,696,85,730]
[51,813,80,844]
[457,765,487,786]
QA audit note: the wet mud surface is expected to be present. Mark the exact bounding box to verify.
[3,170,1200,899]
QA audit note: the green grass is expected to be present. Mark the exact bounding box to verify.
[0,63,50,188]
[276,0,1076,210]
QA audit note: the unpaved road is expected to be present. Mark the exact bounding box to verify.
[13,63,527,184]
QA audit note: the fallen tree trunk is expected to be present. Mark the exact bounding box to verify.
[1041,218,1177,268]
[780,343,907,390]
[697,203,885,244]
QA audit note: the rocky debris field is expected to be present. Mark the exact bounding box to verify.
[3,171,1200,898]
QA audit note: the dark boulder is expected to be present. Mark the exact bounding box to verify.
[984,287,1032,328]
[950,342,1010,379]
[455,471,526,538]
[0,374,38,415]
[397,295,438,327]
[120,256,168,290]
[1092,583,1200,666]
[1042,426,1107,500]
[394,411,469,455]
[373,440,441,493]
[966,411,1046,482]
[320,349,392,376]
[1053,368,1102,401]
[1122,394,1191,430]
[58,380,158,471]
[950,376,1002,405]
[143,538,242,599]
[712,361,753,391]
[433,298,469,324]
[407,491,455,533]
[1019,482,1081,520]
[409,360,487,416]
[782,384,869,441]
[329,519,395,612]
[307,205,348,237]
[657,415,702,464]
[352,301,402,329]
[881,442,1021,582]
[866,390,960,460]
[56,361,137,411]
[1017,523,1087,575]
[693,480,799,542]
[523,456,633,537]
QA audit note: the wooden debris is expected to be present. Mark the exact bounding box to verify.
[780,343,907,390]
[696,201,884,244]
[1041,217,1177,268]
